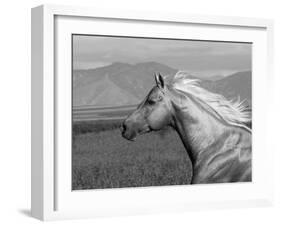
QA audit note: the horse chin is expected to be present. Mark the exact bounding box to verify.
[127,136,137,142]
[122,131,137,141]
[122,127,151,141]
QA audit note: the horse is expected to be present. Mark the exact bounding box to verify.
[121,72,252,184]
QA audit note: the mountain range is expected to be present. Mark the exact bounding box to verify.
[73,62,251,108]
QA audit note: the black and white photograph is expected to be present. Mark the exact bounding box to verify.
[72,35,252,190]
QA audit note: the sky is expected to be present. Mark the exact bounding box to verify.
[73,35,252,78]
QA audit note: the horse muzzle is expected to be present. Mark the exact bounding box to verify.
[120,122,137,141]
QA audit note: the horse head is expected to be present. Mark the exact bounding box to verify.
[121,73,173,141]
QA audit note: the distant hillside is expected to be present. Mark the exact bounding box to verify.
[73,62,251,107]
[201,71,252,107]
[205,75,225,81]
[73,62,177,106]
[73,73,139,106]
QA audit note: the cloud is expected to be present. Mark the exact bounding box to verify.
[73,35,251,76]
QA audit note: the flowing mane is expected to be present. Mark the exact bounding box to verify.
[169,71,251,131]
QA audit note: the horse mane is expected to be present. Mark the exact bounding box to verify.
[169,71,251,131]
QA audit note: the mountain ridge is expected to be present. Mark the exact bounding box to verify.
[73,62,251,107]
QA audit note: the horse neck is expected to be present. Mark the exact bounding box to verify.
[170,93,227,163]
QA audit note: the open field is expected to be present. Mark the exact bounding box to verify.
[73,105,137,121]
[72,120,192,190]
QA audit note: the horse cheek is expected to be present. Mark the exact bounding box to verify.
[147,107,168,130]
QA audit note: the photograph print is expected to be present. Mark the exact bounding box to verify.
[72,35,252,190]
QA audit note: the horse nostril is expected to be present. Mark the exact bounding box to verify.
[121,123,126,133]
[123,124,127,132]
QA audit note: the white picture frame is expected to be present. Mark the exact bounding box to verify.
[31,4,274,221]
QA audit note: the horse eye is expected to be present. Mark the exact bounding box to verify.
[147,99,156,105]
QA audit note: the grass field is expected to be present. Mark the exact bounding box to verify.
[72,120,192,190]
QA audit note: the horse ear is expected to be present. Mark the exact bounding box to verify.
[155,73,165,89]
